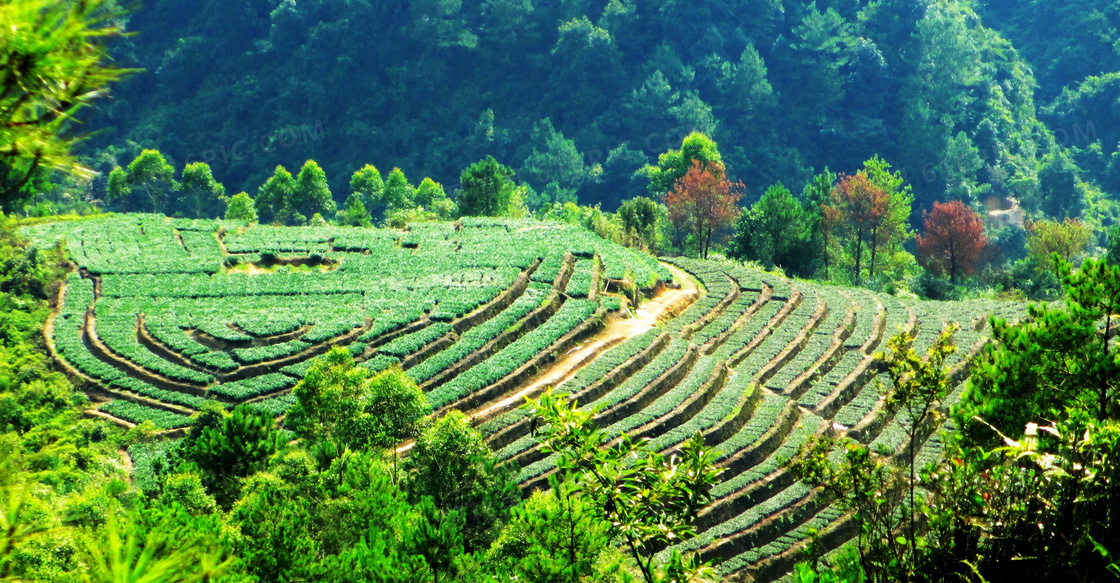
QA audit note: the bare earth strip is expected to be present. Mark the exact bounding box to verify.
[470,262,701,423]
[398,262,701,455]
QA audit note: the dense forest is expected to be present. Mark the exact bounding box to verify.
[75,0,1116,219]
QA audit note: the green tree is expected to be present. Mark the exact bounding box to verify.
[617,196,663,252]
[363,368,429,482]
[716,45,774,119]
[958,256,1120,444]
[790,436,912,583]
[728,183,813,275]
[177,403,282,508]
[647,132,723,198]
[401,496,466,582]
[878,325,957,563]
[232,449,422,582]
[487,476,621,582]
[292,160,335,225]
[256,165,297,225]
[523,118,587,208]
[180,162,226,219]
[336,193,371,227]
[112,150,180,214]
[106,166,131,209]
[402,410,517,553]
[935,131,988,205]
[1039,151,1087,219]
[1108,224,1120,266]
[525,389,721,583]
[0,0,130,207]
[863,156,914,283]
[413,177,447,208]
[1026,218,1092,274]
[802,169,837,279]
[287,347,429,459]
[381,167,415,212]
[82,513,236,583]
[458,156,517,217]
[223,192,257,223]
[349,165,384,211]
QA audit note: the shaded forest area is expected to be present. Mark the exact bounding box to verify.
[84,0,1118,219]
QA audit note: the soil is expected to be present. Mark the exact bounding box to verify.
[120,450,134,483]
[470,262,700,423]
[401,261,700,455]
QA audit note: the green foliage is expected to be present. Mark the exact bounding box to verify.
[487,476,624,582]
[112,150,180,214]
[177,403,282,507]
[1109,225,1120,266]
[336,193,371,227]
[381,167,414,213]
[349,165,384,211]
[1039,151,1087,219]
[222,192,257,223]
[526,388,721,583]
[958,256,1120,444]
[288,347,430,457]
[72,0,1077,225]
[458,156,518,218]
[293,160,336,225]
[0,0,130,209]
[402,410,517,552]
[81,513,236,583]
[231,450,424,582]
[647,133,722,198]
[413,177,447,208]
[256,166,297,225]
[617,196,664,252]
[728,183,813,275]
[180,163,226,219]
[877,325,957,565]
[523,119,588,209]
[790,435,915,583]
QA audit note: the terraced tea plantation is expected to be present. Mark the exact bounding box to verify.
[26,215,1025,581]
[27,214,664,425]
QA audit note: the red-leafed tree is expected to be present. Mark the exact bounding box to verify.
[830,172,886,284]
[916,200,988,284]
[663,161,741,259]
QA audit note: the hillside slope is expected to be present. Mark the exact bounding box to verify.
[25,215,1025,580]
[92,0,1046,212]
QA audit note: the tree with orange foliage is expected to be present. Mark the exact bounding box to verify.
[826,159,913,285]
[916,200,988,284]
[830,172,884,284]
[663,161,741,259]
[863,157,913,281]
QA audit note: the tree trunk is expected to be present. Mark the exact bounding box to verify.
[868,225,878,281]
[853,235,863,285]
[949,239,958,285]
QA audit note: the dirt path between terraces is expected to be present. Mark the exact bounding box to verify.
[470,262,701,422]
[397,262,701,454]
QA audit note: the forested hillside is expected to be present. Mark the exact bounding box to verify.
[93,0,1065,213]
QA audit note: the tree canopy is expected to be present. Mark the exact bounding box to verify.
[0,0,130,209]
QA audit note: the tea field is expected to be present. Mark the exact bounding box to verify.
[25,215,1025,581]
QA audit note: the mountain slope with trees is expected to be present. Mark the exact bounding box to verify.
[90,0,1055,215]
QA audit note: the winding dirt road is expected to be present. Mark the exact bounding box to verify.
[397,262,701,454]
[470,262,701,422]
